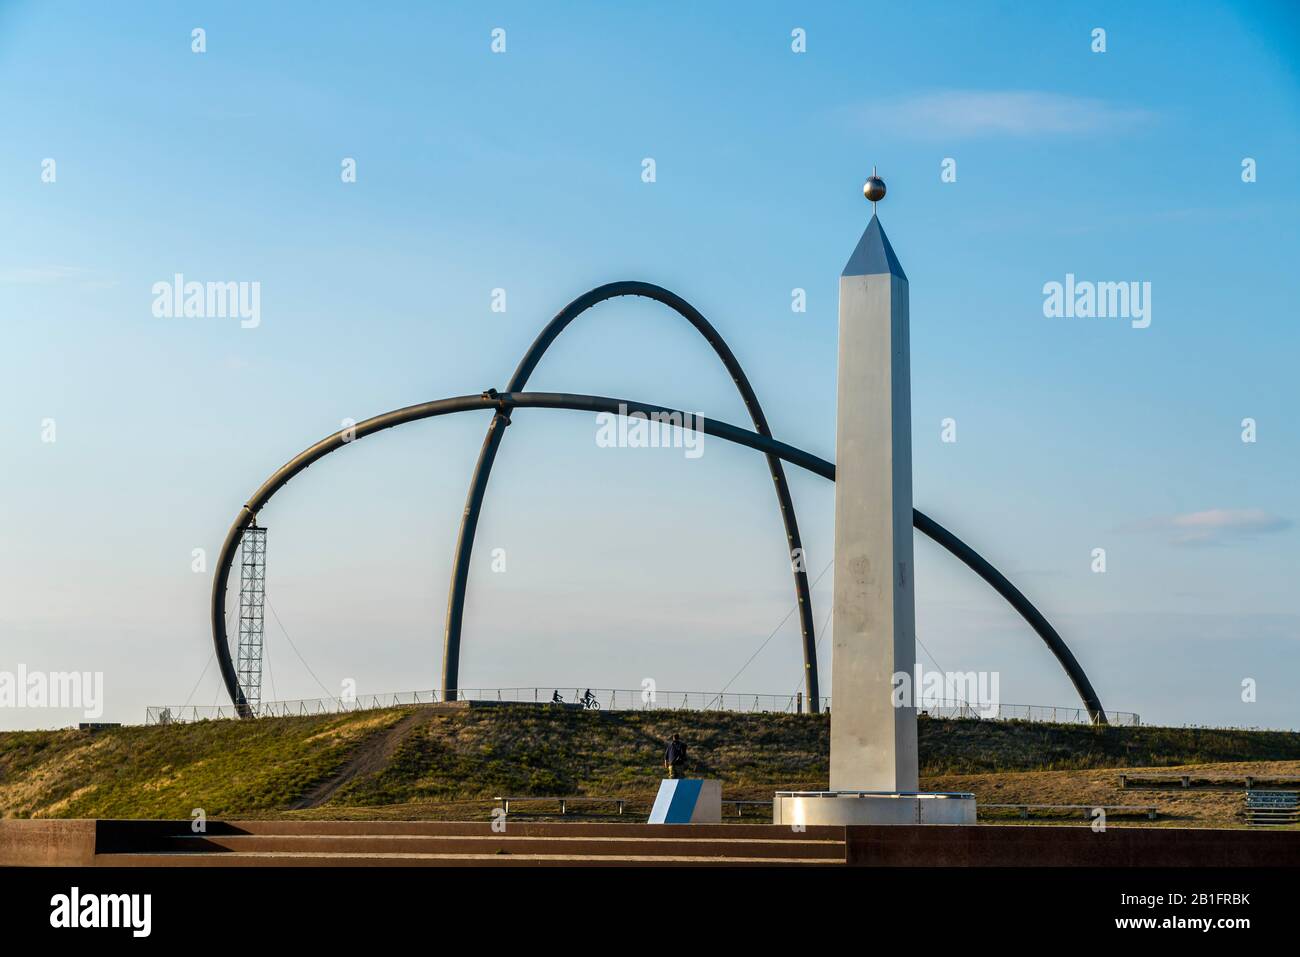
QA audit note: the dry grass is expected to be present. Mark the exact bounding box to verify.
[924,759,1300,829]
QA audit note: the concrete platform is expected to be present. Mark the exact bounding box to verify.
[774,790,977,826]
[4,818,1299,867]
[3,820,844,867]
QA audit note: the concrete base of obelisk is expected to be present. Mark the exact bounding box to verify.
[773,791,976,826]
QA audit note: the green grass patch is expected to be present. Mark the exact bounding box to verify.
[3,705,1298,819]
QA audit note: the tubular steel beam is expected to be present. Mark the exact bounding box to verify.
[442,282,820,710]
[210,390,1108,724]
[910,510,1108,724]
[210,393,502,717]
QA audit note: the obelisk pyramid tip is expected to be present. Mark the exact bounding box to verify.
[842,213,907,280]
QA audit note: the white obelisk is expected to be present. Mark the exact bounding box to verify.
[829,171,918,793]
[773,171,973,825]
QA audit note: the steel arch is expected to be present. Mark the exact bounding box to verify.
[209,390,1108,723]
[442,281,820,709]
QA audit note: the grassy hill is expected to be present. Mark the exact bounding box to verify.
[2,704,1298,823]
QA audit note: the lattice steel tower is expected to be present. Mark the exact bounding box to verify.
[236,525,267,713]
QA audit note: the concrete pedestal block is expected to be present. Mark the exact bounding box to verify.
[773,791,976,826]
[648,779,722,824]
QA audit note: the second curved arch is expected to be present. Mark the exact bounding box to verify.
[210,390,1109,723]
[442,282,821,709]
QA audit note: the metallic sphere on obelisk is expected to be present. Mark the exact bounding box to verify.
[863,168,886,203]
[774,171,976,825]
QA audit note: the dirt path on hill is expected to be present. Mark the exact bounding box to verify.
[291,710,436,810]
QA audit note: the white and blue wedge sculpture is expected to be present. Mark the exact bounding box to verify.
[648,779,722,824]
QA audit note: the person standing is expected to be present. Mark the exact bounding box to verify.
[663,733,688,779]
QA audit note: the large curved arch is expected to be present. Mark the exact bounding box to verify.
[210,390,1108,723]
[442,282,821,709]
[210,393,503,716]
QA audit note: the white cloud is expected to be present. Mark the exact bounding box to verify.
[864,90,1154,138]
[1135,509,1292,546]
[0,266,90,284]
[0,266,117,287]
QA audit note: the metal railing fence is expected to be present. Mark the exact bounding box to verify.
[146,688,1139,727]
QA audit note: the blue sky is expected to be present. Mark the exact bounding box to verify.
[1,1,1297,730]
